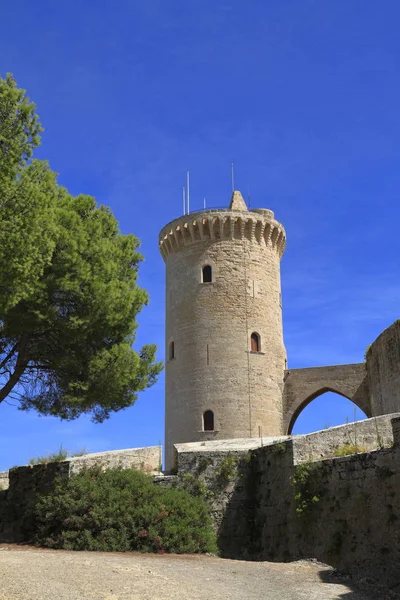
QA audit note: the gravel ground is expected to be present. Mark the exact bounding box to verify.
[0,545,392,600]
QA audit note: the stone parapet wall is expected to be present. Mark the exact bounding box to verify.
[291,413,395,463]
[158,207,286,260]
[176,415,400,589]
[0,445,162,542]
[0,471,9,491]
[68,446,162,475]
[248,428,400,589]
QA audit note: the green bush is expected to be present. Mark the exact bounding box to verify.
[332,443,366,457]
[33,467,217,554]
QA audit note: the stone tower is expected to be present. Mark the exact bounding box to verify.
[159,191,287,470]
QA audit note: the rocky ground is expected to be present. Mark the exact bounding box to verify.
[0,545,395,600]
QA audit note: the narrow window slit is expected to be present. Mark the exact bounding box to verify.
[203,410,214,431]
[202,265,212,283]
[251,332,261,352]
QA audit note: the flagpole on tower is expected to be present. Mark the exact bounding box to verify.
[186,171,190,215]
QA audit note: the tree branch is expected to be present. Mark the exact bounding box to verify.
[0,336,29,404]
[0,341,19,371]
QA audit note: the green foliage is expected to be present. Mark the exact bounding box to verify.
[332,444,366,457]
[0,73,42,179]
[33,467,217,554]
[291,462,321,516]
[180,472,214,502]
[215,454,240,484]
[0,74,162,418]
[28,444,87,465]
[271,442,287,455]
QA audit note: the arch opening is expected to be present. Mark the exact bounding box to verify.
[203,410,214,431]
[289,389,368,435]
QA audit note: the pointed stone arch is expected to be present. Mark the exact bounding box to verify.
[283,364,371,435]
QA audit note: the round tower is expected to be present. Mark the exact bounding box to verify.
[159,191,287,470]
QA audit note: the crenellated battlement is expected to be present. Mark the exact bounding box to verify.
[158,207,286,260]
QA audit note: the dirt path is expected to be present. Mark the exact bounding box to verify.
[0,545,390,599]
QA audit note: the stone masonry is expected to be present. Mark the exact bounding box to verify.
[159,191,287,470]
[174,413,400,590]
[158,190,400,472]
[283,363,371,434]
[0,445,161,492]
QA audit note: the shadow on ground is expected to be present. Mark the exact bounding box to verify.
[319,567,398,600]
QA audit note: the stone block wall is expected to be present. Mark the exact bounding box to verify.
[0,471,9,491]
[177,414,400,589]
[283,363,371,434]
[0,446,162,542]
[249,434,400,589]
[68,446,162,475]
[0,461,70,542]
[291,413,394,463]
[0,446,162,492]
[367,320,400,416]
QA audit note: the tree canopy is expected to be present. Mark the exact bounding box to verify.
[0,74,162,421]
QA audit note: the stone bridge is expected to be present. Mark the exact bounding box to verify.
[282,363,371,434]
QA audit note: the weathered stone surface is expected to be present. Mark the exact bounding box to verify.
[159,195,287,470]
[175,436,289,454]
[174,415,400,589]
[0,471,9,491]
[68,445,162,475]
[291,413,394,463]
[367,320,400,417]
[2,417,400,589]
[159,192,400,472]
[283,363,371,434]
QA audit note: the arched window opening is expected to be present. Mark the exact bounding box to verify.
[169,341,175,360]
[290,392,368,436]
[251,332,261,352]
[202,265,212,283]
[203,410,214,431]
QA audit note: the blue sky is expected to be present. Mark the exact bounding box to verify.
[1,1,399,469]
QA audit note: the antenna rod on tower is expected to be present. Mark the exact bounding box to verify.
[186,171,190,215]
[231,162,235,192]
[203,197,206,209]
[183,187,186,215]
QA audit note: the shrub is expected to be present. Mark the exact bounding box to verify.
[332,444,366,457]
[291,462,321,515]
[215,454,239,484]
[33,467,217,554]
[29,445,87,465]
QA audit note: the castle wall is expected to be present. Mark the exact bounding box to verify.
[247,427,400,590]
[0,471,8,491]
[175,414,400,589]
[2,417,400,589]
[283,363,371,433]
[367,320,400,416]
[0,445,161,541]
[161,204,287,470]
